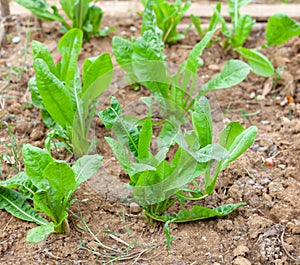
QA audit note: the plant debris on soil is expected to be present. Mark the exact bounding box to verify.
[0,7,300,265]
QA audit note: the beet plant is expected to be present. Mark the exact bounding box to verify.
[113,1,251,112]
[0,144,102,242]
[29,28,113,156]
[14,0,113,40]
[99,96,257,248]
[208,1,300,79]
[141,0,191,43]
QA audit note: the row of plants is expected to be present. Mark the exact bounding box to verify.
[1,0,299,248]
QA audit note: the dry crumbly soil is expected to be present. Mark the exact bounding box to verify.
[0,9,300,265]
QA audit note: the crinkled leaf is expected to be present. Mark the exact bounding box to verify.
[0,172,28,188]
[98,96,122,129]
[200,60,251,96]
[190,144,229,163]
[266,14,300,46]
[43,161,76,199]
[112,36,134,73]
[26,222,55,243]
[22,144,54,188]
[173,202,246,222]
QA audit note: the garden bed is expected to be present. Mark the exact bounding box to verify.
[0,2,300,264]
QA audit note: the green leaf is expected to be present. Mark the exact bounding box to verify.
[266,14,300,46]
[185,29,216,75]
[100,97,140,158]
[82,53,113,96]
[212,4,231,38]
[43,161,76,199]
[0,187,47,225]
[190,14,204,37]
[112,36,133,68]
[22,144,54,188]
[156,121,180,162]
[219,122,244,150]
[85,5,103,40]
[150,0,191,43]
[200,60,251,96]
[0,172,28,188]
[34,191,57,222]
[72,154,103,188]
[59,0,75,20]
[98,96,122,129]
[179,29,216,97]
[26,222,55,243]
[221,126,257,170]
[28,77,44,110]
[232,14,253,47]
[105,137,155,177]
[191,144,229,163]
[14,0,68,25]
[192,97,212,147]
[228,0,252,18]
[173,202,246,222]
[32,40,58,76]
[34,58,75,128]
[236,47,274,77]
[208,2,221,32]
[138,102,153,161]
[145,202,246,223]
[57,28,83,94]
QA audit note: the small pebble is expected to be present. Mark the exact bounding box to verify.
[277,164,286,170]
[12,36,20,44]
[233,245,249,257]
[129,26,137,32]
[249,92,256,99]
[130,202,141,214]
[30,127,43,141]
[234,256,251,265]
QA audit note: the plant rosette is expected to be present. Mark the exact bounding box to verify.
[99,95,257,248]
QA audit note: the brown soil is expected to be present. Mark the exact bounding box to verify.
[0,8,300,265]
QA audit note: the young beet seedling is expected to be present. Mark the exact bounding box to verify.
[0,144,102,242]
[113,1,251,112]
[210,0,275,77]
[99,96,257,248]
[14,0,114,40]
[29,28,113,156]
[141,0,191,43]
